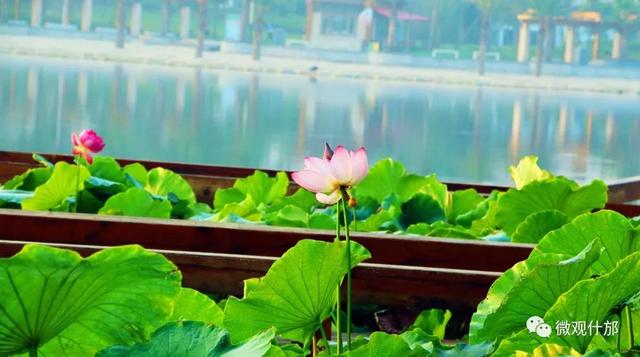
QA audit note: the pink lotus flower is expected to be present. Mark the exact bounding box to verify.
[71,129,105,164]
[292,145,368,205]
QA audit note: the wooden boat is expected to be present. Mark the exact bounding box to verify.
[0,150,638,313]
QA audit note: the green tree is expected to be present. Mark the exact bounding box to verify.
[197,0,207,57]
[584,0,640,60]
[529,0,572,76]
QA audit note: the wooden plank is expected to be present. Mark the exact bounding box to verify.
[0,209,533,272]
[0,239,500,306]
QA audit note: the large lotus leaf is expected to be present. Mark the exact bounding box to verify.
[214,197,261,222]
[265,205,334,230]
[496,178,607,236]
[532,211,636,273]
[343,332,428,357]
[214,187,247,211]
[542,251,640,353]
[433,341,495,357]
[509,156,552,189]
[21,162,91,211]
[399,193,447,229]
[514,344,581,357]
[0,244,181,356]
[123,163,148,187]
[267,189,318,214]
[145,168,196,203]
[350,210,395,233]
[99,188,172,218]
[470,242,600,344]
[223,239,371,344]
[353,158,409,202]
[96,321,274,357]
[169,288,224,326]
[406,222,478,239]
[2,167,52,191]
[233,171,289,207]
[511,210,569,244]
[446,189,484,223]
[410,309,452,340]
[89,156,125,184]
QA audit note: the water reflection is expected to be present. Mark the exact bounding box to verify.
[0,55,639,185]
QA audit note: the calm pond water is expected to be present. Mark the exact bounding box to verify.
[0,55,639,185]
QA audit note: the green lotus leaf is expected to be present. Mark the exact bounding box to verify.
[446,189,484,223]
[233,171,289,207]
[99,188,172,218]
[89,156,125,184]
[0,244,181,356]
[532,211,636,273]
[214,196,261,222]
[470,242,600,344]
[509,156,552,189]
[2,167,52,191]
[268,189,318,214]
[410,309,452,340]
[343,332,428,357]
[354,158,409,202]
[495,178,607,236]
[433,341,495,357]
[456,191,499,229]
[214,187,247,211]
[223,239,371,343]
[543,251,640,353]
[96,321,274,357]
[169,288,224,326]
[123,163,148,187]
[351,210,395,232]
[145,167,196,203]
[21,162,91,211]
[399,193,446,229]
[265,205,309,228]
[511,210,569,244]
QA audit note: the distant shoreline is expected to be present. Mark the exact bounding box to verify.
[1,35,639,97]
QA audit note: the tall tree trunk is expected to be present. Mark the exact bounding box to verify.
[427,0,438,51]
[620,27,628,61]
[161,0,170,36]
[0,0,6,23]
[115,0,125,48]
[386,4,397,50]
[478,10,489,76]
[240,0,250,42]
[13,0,19,20]
[544,23,554,62]
[305,0,313,41]
[251,3,263,60]
[61,0,70,25]
[534,17,548,77]
[196,0,207,57]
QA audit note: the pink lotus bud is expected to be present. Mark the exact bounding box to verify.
[71,129,105,164]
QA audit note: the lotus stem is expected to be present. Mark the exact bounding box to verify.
[335,201,342,355]
[73,156,80,213]
[625,306,635,351]
[341,197,352,351]
[319,320,331,354]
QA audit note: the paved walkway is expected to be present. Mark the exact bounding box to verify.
[2,35,640,96]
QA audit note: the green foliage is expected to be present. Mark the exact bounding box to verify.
[146,167,196,203]
[508,156,552,190]
[99,188,173,218]
[96,322,275,357]
[22,162,91,211]
[169,288,225,326]
[495,178,608,236]
[224,239,371,344]
[0,244,181,356]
